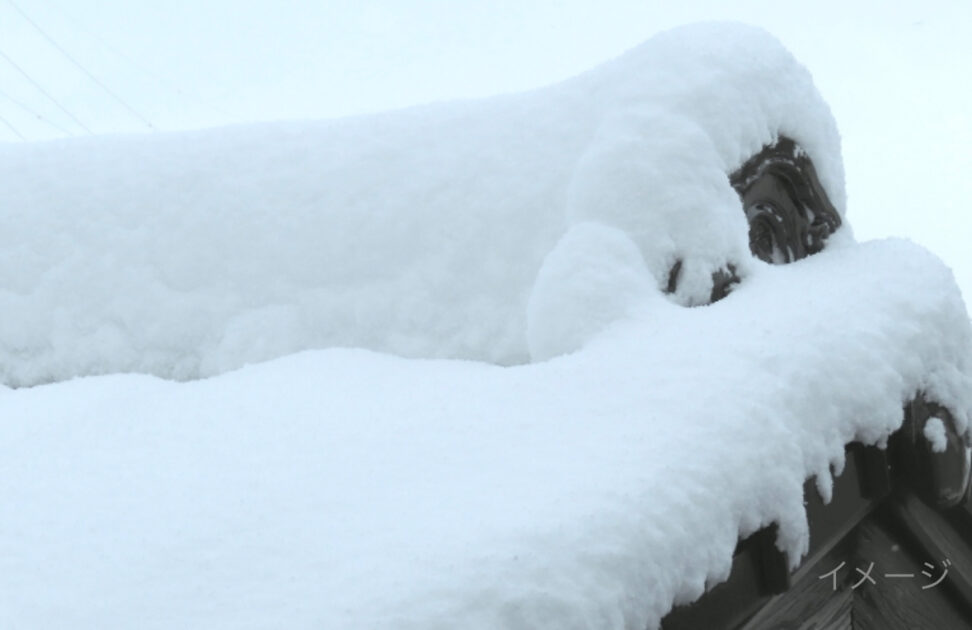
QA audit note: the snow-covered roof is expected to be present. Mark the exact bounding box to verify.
[1,22,846,384]
[1,22,970,630]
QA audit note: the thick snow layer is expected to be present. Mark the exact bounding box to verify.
[2,238,971,630]
[3,20,968,630]
[0,22,845,385]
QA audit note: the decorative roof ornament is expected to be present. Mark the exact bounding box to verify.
[730,136,843,265]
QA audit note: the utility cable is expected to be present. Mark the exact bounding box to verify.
[5,0,154,129]
[0,85,75,135]
[0,47,92,133]
[0,110,26,140]
[38,0,230,120]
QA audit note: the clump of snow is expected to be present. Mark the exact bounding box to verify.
[527,222,654,361]
[2,238,971,630]
[0,22,844,386]
[924,416,949,452]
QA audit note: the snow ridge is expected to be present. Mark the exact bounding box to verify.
[2,22,843,385]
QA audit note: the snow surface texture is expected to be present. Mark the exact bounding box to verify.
[3,239,972,630]
[924,416,949,453]
[0,22,846,385]
[4,20,971,630]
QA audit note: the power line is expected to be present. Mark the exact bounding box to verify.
[0,110,26,140]
[0,85,75,135]
[5,0,154,130]
[0,46,92,133]
[40,0,230,120]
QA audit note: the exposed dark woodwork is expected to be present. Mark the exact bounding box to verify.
[662,260,739,305]
[662,444,880,630]
[886,493,972,616]
[658,144,969,627]
[750,524,791,595]
[738,538,854,630]
[659,547,770,630]
[853,444,891,500]
[732,511,972,630]
[851,516,972,629]
[665,260,682,295]
[660,397,972,630]
[709,264,739,303]
[801,448,885,564]
[667,137,842,303]
[889,396,971,508]
[729,137,842,265]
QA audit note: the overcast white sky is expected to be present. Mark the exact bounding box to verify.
[0,0,963,134]
[2,0,971,297]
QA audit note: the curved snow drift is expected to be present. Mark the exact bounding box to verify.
[1,22,845,386]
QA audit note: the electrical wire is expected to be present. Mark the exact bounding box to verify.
[5,0,154,129]
[0,110,26,140]
[0,47,92,133]
[0,85,75,135]
[38,0,231,120]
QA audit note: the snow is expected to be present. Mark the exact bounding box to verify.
[1,22,844,385]
[3,3,971,306]
[3,239,971,630]
[924,416,949,453]
[1,20,971,630]
[527,222,655,361]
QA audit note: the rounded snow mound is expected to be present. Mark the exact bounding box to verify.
[0,22,845,386]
